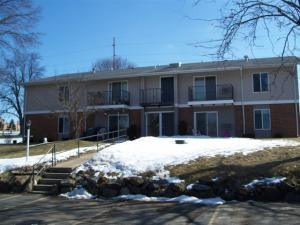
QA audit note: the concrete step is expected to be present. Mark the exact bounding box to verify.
[30,190,51,195]
[33,184,54,192]
[46,167,73,173]
[38,178,62,185]
[43,172,70,179]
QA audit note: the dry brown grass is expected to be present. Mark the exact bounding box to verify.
[167,142,300,186]
[0,140,98,159]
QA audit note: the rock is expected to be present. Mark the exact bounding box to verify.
[164,182,186,197]
[142,180,169,197]
[10,175,31,193]
[253,186,283,201]
[59,178,77,194]
[284,192,300,203]
[100,182,121,198]
[124,176,145,187]
[120,187,130,195]
[190,183,211,192]
[97,176,109,185]
[187,183,215,198]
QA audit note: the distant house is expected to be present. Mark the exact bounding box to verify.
[23,56,300,142]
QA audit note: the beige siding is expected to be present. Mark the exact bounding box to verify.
[26,84,59,112]
[241,67,296,102]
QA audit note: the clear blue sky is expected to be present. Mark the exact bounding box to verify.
[34,0,280,76]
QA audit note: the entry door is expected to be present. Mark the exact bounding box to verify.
[194,77,216,101]
[162,112,175,136]
[206,77,216,100]
[109,81,127,104]
[146,112,175,136]
[108,114,129,133]
[195,112,218,136]
[146,113,159,136]
[161,77,174,104]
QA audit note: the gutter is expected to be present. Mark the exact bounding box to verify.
[240,67,246,135]
[293,63,299,136]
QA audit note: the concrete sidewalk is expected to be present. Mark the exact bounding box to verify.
[54,151,97,169]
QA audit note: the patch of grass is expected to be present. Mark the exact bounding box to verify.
[167,144,300,185]
[0,140,99,159]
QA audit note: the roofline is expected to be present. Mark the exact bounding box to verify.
[24,56,299,86]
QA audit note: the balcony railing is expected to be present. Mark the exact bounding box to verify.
[87,90,130,106]
[188,84,233,101]
[140,88,174,106]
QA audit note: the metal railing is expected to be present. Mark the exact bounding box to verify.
[188,84,233,101]
[31,129,127,186]
[140,88,174,106]
[87,90,130,106]
[32,144,56,185]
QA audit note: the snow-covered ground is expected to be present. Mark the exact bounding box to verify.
[60,186,225,205]
[76,136,299,179]
[0,145,98,173]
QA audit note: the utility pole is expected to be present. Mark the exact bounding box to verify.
[112,37,116,70]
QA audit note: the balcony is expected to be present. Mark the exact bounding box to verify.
[140,88,174,107]
[188,84,234,106]
[87,90,130,108]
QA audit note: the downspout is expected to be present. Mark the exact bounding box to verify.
[23,85,27,140]
[292,63,299,136]
[240,67,246,135]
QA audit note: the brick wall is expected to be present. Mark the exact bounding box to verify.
[270,104,298,137]
[234,105,254,137]
[26,114,58,142]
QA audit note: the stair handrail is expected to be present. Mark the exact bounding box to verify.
[32,144,56,186]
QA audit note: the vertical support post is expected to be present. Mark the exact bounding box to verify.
[51,145,54,166]
[26,120,31,162]
[97,133,99,151]
[54,144,56,165]
[77,138,80,157]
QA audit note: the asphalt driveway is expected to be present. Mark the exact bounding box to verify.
[0,193,300,224]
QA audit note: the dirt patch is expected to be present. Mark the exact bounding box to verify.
[167,145,300,187]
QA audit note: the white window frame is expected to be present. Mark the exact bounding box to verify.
[254,109,271,130]
[252,72,269,93]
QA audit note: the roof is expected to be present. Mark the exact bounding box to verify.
[24,56,299,86]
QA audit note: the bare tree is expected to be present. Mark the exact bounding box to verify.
[0,50,44,134]
[193,0,300,58]
[57,78,89,139]
[92,56,135,72]
[0,0,40,52]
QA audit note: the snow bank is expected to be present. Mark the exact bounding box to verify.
[77,137,299,178]
[245,177,286,189]
[115,194,225,205]
[60,186,94,199]
[0,145,98,173]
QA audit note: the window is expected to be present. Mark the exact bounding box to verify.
[253,73,268,92]
[254,109,270,130]
[108,81,128,104]
[58,86,69,102]
[58,116,70,134]
[108,114,129,132]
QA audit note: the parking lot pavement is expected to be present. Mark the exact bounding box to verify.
[0,193,300,225]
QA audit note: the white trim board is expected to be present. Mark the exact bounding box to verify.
[234,100,298,105]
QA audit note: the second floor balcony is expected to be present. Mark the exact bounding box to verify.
[188,84,234,105]
[87,90,130,107]
[140,88,174,107]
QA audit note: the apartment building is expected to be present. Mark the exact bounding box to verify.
[23,56,299,142]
